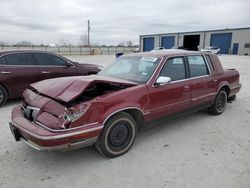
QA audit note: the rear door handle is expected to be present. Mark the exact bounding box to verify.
[213,79,218,84]
[184,85,190,91]
[0,71,12,74]
[41,71,51,74]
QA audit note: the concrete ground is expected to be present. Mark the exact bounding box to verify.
[0,55,249,188]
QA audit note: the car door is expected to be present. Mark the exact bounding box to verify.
[0,53,40,98]
[147,56,192,120]
[187,55,215,107]
[32,52,78,80]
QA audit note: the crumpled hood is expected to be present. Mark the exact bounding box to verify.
[30,75,137,102]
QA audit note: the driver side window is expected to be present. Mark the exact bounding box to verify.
[159,57,186,81]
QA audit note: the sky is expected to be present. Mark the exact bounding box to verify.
[0,0,249,46]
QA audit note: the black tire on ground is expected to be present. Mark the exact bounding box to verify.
[95,112,137,158]
[228,95,236,102]
[0,85,8,107]
[208,89,227,115]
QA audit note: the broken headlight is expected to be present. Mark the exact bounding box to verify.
[58,104,90,129]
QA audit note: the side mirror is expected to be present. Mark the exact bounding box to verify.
[155,76,171,86]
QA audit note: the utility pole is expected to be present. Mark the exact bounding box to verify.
[87,20,90,46]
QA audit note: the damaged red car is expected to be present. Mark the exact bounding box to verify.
[10,50,241,158]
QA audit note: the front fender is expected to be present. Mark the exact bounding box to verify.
[100,102,145,125]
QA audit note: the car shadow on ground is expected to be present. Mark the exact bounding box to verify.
[2,98,21,108]
[12,109,212,170]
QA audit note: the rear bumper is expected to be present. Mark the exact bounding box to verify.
[229,82,242,97]
[10,106,103,151]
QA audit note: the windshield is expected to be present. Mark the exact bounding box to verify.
[99,56,161,83]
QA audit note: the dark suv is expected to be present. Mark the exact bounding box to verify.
[0,50,101,106]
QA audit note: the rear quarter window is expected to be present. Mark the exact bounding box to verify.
[205,55,215,71]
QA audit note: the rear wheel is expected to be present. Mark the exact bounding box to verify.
[95,112,137,158]
[208,89,227,115]
[0,85,8,107]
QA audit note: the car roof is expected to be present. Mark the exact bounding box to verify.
[0,49,54,56]
[125,49,203,58]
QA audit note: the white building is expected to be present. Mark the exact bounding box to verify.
[139,27,250,55]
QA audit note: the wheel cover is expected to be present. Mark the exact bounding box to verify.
[107,120,133,152]
[216,92,226,112]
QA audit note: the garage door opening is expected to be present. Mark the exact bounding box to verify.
[183,35,200,51]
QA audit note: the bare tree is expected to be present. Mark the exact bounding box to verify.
[0,41,8,46]
[15,41,33,46]
[118,42,125,47]
[80,33,89,47]
[126,41,133,47]
[59,37,69,47]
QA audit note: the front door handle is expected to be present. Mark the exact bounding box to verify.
[0,71,12,74]
[184,85,190,91]
[41,71,51,74]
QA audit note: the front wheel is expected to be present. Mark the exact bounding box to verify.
[95,112,137,158]
[208,89,227,115]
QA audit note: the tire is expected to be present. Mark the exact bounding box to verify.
[95,112,137,158]
[208,89,227,115]
[0,85,8,107]
[228,95,236,102]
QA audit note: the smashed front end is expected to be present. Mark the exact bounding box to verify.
[9,75,137,151]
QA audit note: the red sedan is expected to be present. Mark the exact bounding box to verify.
[0,50,101,106]
[10,50,241,158]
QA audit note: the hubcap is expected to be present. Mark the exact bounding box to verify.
[109,124,129,147]
[216,92,226,112]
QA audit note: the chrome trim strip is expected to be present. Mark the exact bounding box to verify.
[189,75,210,80]
[216,84,228,93]
[170,78,190,84]
[191,93,216,102]
[148,99,191,112]
[103,107,146,125]
[151,54,212,87]
[0,64,73,68]
[201,52,212,75]
[35,121,100,133]
[20,136,98,151]
[11,121,103,140]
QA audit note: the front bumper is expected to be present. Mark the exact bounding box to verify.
[10,106,103,151]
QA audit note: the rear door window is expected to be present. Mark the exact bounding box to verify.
[187,55,209,77]
[5,53,32,65]
[159,57,186,81]
[32,53,67,66]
